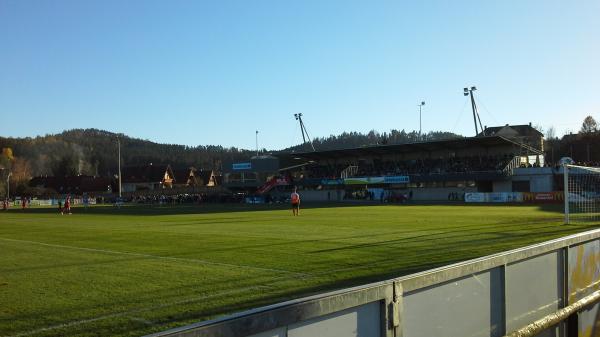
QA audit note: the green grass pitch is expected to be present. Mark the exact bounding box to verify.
[0,203,596,336]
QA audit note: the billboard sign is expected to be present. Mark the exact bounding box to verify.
[321,179,343,185]
[465,193,486,203]
[232,162,252,170]
[522,192,563,203]
[383,176,410,184]
[343,176,409,185]
[465,192,523,203]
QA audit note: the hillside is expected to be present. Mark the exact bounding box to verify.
[0,128,462,177]
[0,129,253,177]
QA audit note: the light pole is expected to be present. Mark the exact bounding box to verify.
[117,137,122,198]
[418,101,425,139]
[255,130,259,157]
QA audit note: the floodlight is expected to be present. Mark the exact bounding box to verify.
[421,101,425,106]
[471,86,477,91]
[463,88,468,92]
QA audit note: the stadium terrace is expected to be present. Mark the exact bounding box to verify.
[223,124,567,203]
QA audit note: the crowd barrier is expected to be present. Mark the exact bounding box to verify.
[8,198,97,207]
[465,192,564,203]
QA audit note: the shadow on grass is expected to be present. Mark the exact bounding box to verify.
[6,256,464,337]
[4,216,597,337]
[6,202,371,216]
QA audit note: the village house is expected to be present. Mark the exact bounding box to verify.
[121,164,174,192]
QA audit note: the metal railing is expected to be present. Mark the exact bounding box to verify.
[340,165,359,179]
[147,228,600,337]
[502,156,522,176]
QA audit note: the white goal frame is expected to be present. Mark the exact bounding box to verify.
[564,164,600,224]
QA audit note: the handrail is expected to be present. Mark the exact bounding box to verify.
[503,289,600,337]
[502,156,521,176]
[340,165,358,179]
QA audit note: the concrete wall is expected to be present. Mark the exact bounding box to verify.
[279,188,480,202]
[272,190,344,202]
[410,187,477,201]
[511,167,555,192]
[492,180,512,192]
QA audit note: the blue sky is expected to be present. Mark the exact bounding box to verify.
[1,0,598,150]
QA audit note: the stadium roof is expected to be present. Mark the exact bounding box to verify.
[278,136,542,162]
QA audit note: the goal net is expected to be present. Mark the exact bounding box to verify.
[564,164,600,224]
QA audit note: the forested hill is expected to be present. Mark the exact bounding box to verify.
[0,128,462,178]
[0,129,253,177]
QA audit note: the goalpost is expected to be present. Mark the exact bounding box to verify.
[564,164,600,224]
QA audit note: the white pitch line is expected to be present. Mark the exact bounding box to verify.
[0,237,309,277]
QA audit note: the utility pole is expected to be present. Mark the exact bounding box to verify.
[294,113,316,151]
[463,86,485,136]
[418,101,425,139]
[117,137,122,198]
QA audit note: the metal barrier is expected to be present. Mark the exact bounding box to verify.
[341,165,359,179]
[503,156,521,176]
[147,229,600,337]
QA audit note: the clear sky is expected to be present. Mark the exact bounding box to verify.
[1,0,598,150]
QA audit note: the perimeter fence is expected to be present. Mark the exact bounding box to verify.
[148,228,600,337]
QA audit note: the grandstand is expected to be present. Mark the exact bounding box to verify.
[267,132,551,201]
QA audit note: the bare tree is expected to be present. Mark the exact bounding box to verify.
[545,126,556,140]
[580,116,598,134]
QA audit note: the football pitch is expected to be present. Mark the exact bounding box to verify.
[0,203,597,337]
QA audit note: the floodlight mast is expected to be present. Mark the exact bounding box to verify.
[255,130,259,157]
[294,113,316,152]
[463,86,485,136]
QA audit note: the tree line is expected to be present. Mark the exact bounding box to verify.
[1,116,599,197]
[0,129,255,196]
[544,115,600,165]
[283,129,462,152]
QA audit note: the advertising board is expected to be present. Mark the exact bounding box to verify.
[232,162,252,170]
[465,192,523,203]
[343,176,409,185]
